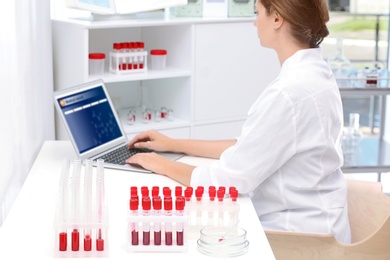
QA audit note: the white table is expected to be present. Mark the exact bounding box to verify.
[0,141,275,259]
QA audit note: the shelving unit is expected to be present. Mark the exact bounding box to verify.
[338,78,390,178]
[52,14,280,141]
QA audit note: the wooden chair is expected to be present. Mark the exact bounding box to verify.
[265,179,390,260]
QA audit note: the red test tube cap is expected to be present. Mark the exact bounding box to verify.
[142,196,151,210]
[217,189,225,201]
[175,196,185,211]
[164,196,173,211]
[130,196,138,210]
[175,186,183,197]
[163,187,172,197]
[153,196,162,210]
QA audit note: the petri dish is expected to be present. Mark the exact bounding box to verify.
[197,239,250,257]
[200,226,247,246]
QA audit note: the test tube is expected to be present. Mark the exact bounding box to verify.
[129,196,139,245]
[164,196,173,246]
[184,187,194,227]
[96,159,105,251]
[175,196,185,246]
[208,186,216,226]
[58,158,70,251]
[71,158,81,251]
[120,42,127,70]
[138,42,145,69]
[195,186,204,228]
[83,159,93,251]
[142,197,151,245]
[217,188,225,227]
[133,42,139,70]
[112,43,121,70]
[152,196,162,246]
[229,188,240,226]
[128,42,134,70]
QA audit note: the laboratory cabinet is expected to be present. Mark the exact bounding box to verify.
[52,15,280,141]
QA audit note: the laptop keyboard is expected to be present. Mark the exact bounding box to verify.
[96,145,151,165]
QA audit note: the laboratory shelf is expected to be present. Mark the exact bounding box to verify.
[338,78,390,174]
[342,136,390,173]
[339,87,390,96]
[95,67,192,83]
[118,108,190,135]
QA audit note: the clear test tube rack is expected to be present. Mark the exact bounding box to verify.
[127,212,189,253]
[53,158,109,258]
[53,211,109,258]
[109,50,148,75]
[185,187,241,239]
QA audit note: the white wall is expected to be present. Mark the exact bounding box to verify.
[0,0,55,226]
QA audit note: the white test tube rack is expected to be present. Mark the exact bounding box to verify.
[109,51,148,75]
[126,212,189,253]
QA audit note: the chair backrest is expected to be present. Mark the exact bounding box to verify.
[265,179,390,259]
[347,179,390,243]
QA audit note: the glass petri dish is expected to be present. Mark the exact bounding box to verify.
[197,239,250,257]
[200,226,247,246]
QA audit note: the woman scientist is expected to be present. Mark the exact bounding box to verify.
[126,0,351,243]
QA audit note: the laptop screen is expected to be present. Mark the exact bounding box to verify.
[56,85,122,154]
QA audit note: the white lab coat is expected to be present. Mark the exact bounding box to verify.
[191,48,351,243]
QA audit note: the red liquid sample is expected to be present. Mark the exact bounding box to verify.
[154,231,161,245]
[131,230,139,245]
[59,232,67,251]
[177,231,184,246]
[143,231,150,245]
[72,229,79,251]
[165,231,173,245]
[96,239,104,251]
[84,234,92,251]
[96,229,104,251]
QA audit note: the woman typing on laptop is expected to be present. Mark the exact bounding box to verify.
[126,0,351,243]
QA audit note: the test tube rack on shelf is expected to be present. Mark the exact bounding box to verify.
[109,50,148,75]
[53,158,109,258]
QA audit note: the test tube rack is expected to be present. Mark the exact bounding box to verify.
[185,186,240,239]
[109,50,148,75]
[53,158,109,258]
[126,213,189,252]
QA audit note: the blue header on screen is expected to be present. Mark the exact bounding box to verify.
[57,85,122,154]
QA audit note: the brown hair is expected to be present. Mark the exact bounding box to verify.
[259,0,329,48]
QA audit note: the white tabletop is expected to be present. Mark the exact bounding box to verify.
[0,141,275,259]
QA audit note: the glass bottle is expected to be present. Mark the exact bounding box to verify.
[328,37,352,87]
[342,113,364,165]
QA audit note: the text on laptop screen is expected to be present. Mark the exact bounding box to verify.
[57,85,122,154]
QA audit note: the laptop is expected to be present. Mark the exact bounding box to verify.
[53,79,184,173]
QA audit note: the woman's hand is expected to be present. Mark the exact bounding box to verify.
[126,152,195,186]
[128,130,174,152]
